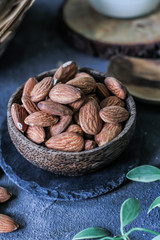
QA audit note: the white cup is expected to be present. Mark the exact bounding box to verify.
[88,0,160,19]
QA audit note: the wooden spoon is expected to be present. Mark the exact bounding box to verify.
[107,55,160,104]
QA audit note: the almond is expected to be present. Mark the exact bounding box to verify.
[25,111,58,127]
[49,84,81,104]
[38,100,73,116]
[86,94,100,104]
[66,75,96,94]
[26,126,45,144]
[21,96,39,114]
[0,214,19,233]
[11,103,28,133]
[53,61,78,84]
[95,123,122,146]
[79,99,102,135]
[96,82,110,99]
[50,115,72,136]
[22,77,37,97]
[46,132,84,152]
[75,72,93,78]
[31,77,53,102]
[0,187,12,203]
[66,124,83,136]
[100,96,125,109]
[104,77,126,100]
[68,96,85,112]
[99,106,129,123]
[84,140,96,150]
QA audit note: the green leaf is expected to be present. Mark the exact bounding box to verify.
[148,196,160,213]
[120,198,141,228]
[152,235,160,240]
[72,228,110,240]
[127,165,160,183]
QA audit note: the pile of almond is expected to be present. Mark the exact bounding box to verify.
[0,187,19,233]
[11,61,129,152]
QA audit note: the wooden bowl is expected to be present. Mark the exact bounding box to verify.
[7,68,136,176]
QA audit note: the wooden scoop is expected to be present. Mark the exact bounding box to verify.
[107,55,160,103]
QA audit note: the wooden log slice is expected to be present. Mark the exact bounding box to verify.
[59,0,160,59]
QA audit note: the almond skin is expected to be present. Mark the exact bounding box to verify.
[79,99,102,135]
[84,140,96,150]
[49,84,82,104]
[68,97,85,112]
[50,115,72,136]
[25,111,58,127]
[66,124,83,137]
[31,77,53,102]
[38,100,73,116]
[0,187,12,203]
[66,75,96,94]
[26,126,45,144]
[75,72,93,78]
[96,82,110,99]
[99,106,129,123]
[21,96,39,114]
[104,77,126,100]
[11,103,28,133]
[46,132,84,152]
[53,61,78,84]
[0,214,19,233]
[22,77,37,97]
[95,123,122,146]
[100,96,125,109]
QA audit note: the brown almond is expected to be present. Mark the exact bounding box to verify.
[31,77,53,102]
[66,124,83,137]
[68,97,85,112]
[46,132,84,152]
[84,140,96,150]
[23,77,37,97]
[66,75,96,94]
[100,96,125,109]
[104,77,126,100]
[21,96,39,114]
[95,123,122,146]
[86,94,100,104]
[49,84,81,104]
[38,100,73,116]
[96,82,110,99]
[53,61,78,84]
[25,111,58,127]
[99,106,129,123]
[26,126,45,144]
[75,72,93,78]
[50,115,72,136]
[79,99,102,135]
[11,103,28,133]
[0,214,19,233]
[0,187,12,203]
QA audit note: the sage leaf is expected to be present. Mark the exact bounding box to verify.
[152,235,160,240]
[72,227,110,240]
[120,198,141,228]
[148,197,160,214]
[127,165,160,183]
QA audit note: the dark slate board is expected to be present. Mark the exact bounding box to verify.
[0,119,140,201]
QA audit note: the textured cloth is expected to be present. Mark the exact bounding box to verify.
[0,1,160,239]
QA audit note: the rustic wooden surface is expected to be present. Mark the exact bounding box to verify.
[59,0,160,59]
[108,55,160,103]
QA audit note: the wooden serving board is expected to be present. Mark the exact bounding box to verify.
[59,0,160,59]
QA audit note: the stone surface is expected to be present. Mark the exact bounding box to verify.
[0,0,160,239]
